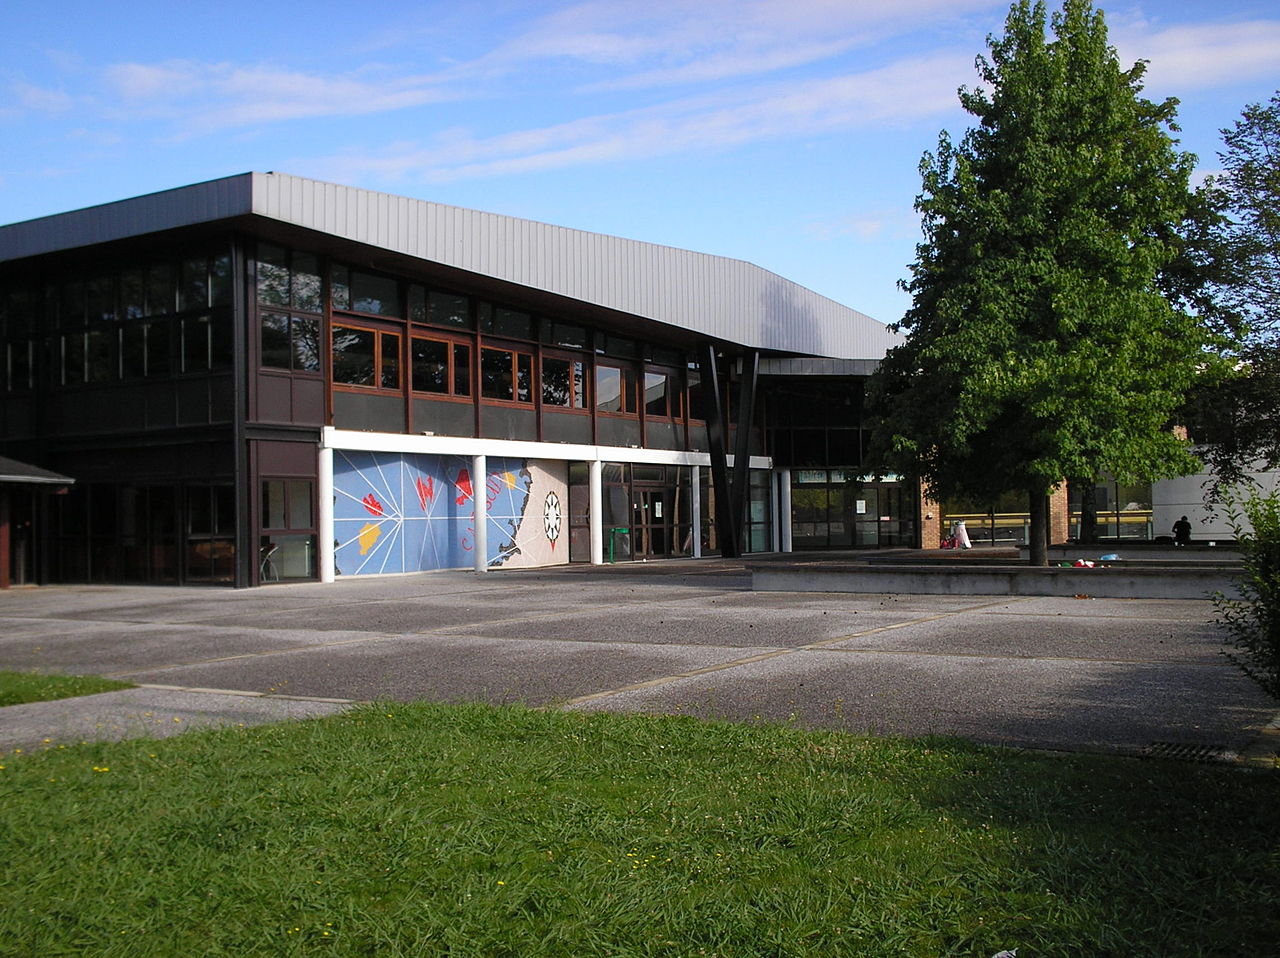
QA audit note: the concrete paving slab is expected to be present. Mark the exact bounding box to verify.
[0,687,350,751]
[570,648,1273,756]
[111,634,781,707]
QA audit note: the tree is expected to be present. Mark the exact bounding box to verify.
[1181,92,1280,492]
[866,0,1206,565]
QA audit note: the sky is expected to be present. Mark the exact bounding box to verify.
[3,0,1278,327]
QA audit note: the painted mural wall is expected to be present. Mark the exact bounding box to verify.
[333,451,569,575]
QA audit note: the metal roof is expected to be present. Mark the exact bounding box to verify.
[0,456,74,487]
[0,172,901,361]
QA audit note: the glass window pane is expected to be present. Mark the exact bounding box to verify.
[493,307,533,341]
[183,315,210,372]
[61,281,86,328]
[262,479,286,529]
[287,480,313,529]
[331,264,350,311]
[180,258,209,311]
[210,312,233,369]
[380,332,401,389]
[481,346,513,400]
[210,255,232,307]
[453,343,471,396]
[85,329,113,382]
[87,275,115,322]
[428,291,470,328]
[214,485,236,535]
[351,270,400,317]
[645,372,668,417]
[407,285,426,324]
[120,268,146,320]
[264,313,292,371]
[121,324,146,379]
[293,316,320,372]
[332,326,375,386]
[64,333,85,384]
[516,351,533,403]
[595,365,621,413]
[257,244,290,306]
[146,320,171,377]
[412,338,449,393]
[621,367,637,413]
[146,263,173,316]
[572,360,586,408]
[292,252,322,312]
[542,356,570,406]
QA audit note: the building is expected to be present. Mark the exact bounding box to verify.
[0,172,911,587]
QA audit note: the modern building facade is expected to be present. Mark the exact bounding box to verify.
[0,172,908,587]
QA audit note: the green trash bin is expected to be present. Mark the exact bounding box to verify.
[608,526,630,563]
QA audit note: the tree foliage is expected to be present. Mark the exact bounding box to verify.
[1182,91,1280,491]
[866,0,1206,563]
[1215,486,1280,701]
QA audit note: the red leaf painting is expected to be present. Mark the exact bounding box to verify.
[415,475,435,510]
[361,493,385,517]
[455,469,473,506]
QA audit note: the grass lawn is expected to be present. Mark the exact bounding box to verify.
[1,702,1277,957]
[0,669,134,707]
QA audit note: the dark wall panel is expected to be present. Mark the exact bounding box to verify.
[480,405,536,441]
[333,392,406,433]
[598,416,641,449]
[542,411,591,445]
[413,398,475,437]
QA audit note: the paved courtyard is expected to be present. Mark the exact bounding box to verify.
[1,559,1276,760]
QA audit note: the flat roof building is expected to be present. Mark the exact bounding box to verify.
[0,172,912,586]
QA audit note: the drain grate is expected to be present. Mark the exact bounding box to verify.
[1143,741,1237,763]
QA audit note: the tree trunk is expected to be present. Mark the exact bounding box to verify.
[1028,490,1049,566]
[1070,478,1098,544]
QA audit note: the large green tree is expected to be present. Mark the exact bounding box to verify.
[866,0,1206,564]
[1182,91,1280,492]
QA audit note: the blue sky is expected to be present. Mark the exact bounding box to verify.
[3,0,1278,326]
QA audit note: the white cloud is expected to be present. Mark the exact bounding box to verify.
[11,81,74,114]
[101,60,458,134]
[1115,19,1280,91]
[314,49,973,184]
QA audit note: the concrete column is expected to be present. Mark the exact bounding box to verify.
[778,468,793,553]
[770,472,781,552]
[318,447,335,583]
[691,465,702,558]
[472,455,488,573]
[589,459,604,565]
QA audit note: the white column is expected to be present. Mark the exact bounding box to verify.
[779,468,793,553]
[472,454,488,573]
[691,465,702,558]
[771,472,781,552]
[589,459,604,565]
[318,447,335,583]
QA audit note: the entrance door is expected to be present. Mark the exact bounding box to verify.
[632,488,670,558]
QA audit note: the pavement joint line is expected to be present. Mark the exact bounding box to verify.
[559,597,1034,709]
[133,683,359,705]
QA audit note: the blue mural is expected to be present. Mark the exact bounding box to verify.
[333,452,534,575]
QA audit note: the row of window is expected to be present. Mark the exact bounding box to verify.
[324,323,686,418]
[1,256,232,335]
[3,312,232,390]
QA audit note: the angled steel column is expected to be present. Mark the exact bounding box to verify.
[730,349,759,555]
[699,343,738,558]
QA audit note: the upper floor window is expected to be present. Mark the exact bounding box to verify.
[332,264,400,318]
[261,312,321,373]
[595,363,637,415]
[411,335,472,397]
[644,370,681,419]
[333,323,401,390]
[541,355,588,409]
[481,344,533,403]
[257,245,322,314]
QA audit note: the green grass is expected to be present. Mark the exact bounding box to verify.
[1,703,1277,957]
[0,669,134,707]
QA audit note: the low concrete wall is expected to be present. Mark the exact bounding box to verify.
[751,563,1242,599]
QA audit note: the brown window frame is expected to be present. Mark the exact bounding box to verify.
[595,361,638,417]
[410,332,472,400]
[480,341,535,405]
[540,350,590,413]
[331,320,402,392]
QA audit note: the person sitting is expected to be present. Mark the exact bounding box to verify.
[1172,515,1192,547]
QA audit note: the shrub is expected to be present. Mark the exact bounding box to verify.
[1215,486,1280,700]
